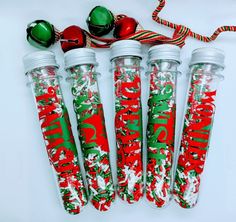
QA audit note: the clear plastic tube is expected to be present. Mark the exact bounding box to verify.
[26,64,88,214]
[173,62,224,208]
[146,59,180,208]
[66,62,115,211]
[111,56,144,203]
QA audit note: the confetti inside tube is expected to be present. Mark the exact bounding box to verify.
[110,40,144,203]
[146,44,181,208]
[23,51,88,214]
[173,48,225,208]
[64,48,115,211]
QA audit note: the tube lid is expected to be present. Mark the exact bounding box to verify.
[64,48,97,69]
[23,50,58,74]
[110,40,142,60]
[190,47,225,68]
[148,44,181,63]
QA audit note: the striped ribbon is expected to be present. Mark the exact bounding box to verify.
[84,29,174,48]
[152,0,236,46]
[55,0,235,48]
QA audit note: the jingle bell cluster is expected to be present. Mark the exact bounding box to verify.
[26,6,139,52]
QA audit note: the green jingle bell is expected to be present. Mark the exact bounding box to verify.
[87,6,114,36]
[26,20,56,48]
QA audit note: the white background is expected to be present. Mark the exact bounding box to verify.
[0,0,236,221]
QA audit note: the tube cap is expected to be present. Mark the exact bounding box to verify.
[64,48,97,69]
[190,47,225,68]
[148,44,181,63]
[23,50,58,74]
[110,40,142,61]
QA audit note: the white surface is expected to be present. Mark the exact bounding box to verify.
[0,0,236,221]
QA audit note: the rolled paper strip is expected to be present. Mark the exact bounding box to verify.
[113,17,138,38]
[146,44,181,208]
[110,40,144,203]
[64,48,115,211]
[87,6,115,36]
[23,51,88,214]
[26,20,58,48]
[61,26,87,52]
[173,48,225,208]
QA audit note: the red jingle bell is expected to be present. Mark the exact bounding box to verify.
[61,25,86,52]
[113,17,138,38]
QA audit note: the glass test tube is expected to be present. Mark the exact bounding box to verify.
[23,51,87,214]
[64,48,115,211]
[146,44,181,208]
[173,48,225,208]
[110,40,144,203]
